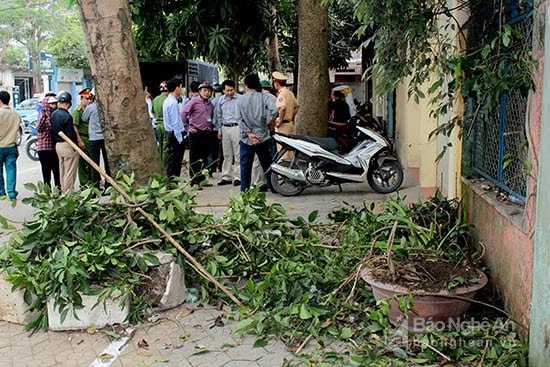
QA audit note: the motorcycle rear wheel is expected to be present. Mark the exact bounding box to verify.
[26,137,39,161]
[270,159,306,196]
[367,159,403,194]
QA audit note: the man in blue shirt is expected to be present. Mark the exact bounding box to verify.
[163,78,185,180]
[238,74,278,192]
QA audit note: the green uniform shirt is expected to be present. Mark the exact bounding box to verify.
[72,105,89,143]
[152,93,168,126]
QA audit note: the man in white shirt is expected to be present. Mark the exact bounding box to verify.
[215,80,241,186]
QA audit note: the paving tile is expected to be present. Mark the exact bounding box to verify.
[0,357,13,367]
[223,343,270,362]
[220,361,261,367]
[186,350,231,367]
[257,353,295,367]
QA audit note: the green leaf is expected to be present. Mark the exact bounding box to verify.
[166,205,175,222]
[232,318,255,337]
[299,304,312,320]
[392,347,408,359]
[0,215,16,230]
[191,348,210,356]
[104,330,121,339]
[409,358,430,363]
[253,338,269,348]
[502,33,511,47]
[308,210,319,223]
[339,327,353,339]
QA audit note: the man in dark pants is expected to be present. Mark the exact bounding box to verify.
[163,78,186,180]
[237,73,278,192]
[72,88,93,186]
[180,83,214,188]
[82,91,111,190]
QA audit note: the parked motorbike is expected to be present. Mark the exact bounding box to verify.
[270,125,403,196]
[25,125,39,161]
[328,101,388,153]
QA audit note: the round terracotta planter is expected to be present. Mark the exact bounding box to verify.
[361,267,488,332]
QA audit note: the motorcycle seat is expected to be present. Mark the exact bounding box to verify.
[328,121,353,131]
[295,135,340,153]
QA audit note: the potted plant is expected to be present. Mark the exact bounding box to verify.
[354,192,487,332]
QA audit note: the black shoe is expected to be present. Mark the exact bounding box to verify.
[233,179,241,186]
[217,180,232,186]
[202,183,213,187]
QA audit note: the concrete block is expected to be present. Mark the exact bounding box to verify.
[0,273,38,324]
[137,250,185,309]
[159,261,186,309]
[2,249,184,329]
[47,290,130,331]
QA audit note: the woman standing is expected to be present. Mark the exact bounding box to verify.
[36,95,61,191]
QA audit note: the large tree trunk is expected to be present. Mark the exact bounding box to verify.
[264,4,282,74]
[77,0,163,184]
[31,54,42,94]
[30,42,42,94]
[295,0,329,137]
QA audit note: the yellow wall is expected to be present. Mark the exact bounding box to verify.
[381,0,467,199]
[435,96,463,198]
[394,82,438,194]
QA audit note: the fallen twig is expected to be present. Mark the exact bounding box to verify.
[387,221,398,281]
[416,339,451,361]
[295,334,312,354]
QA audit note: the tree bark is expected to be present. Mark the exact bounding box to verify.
[264,4,282,74]
[30,46,42,94]
[77,0,163,184]
[295,0,329,137]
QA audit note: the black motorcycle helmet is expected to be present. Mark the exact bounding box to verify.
[56,91,72,103]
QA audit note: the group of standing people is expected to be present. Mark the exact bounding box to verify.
[1,70,298,200]
[153,71,299,193]
[35,87,110,194]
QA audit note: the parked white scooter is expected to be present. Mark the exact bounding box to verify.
[270,125,403,196]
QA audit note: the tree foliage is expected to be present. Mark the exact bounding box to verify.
[0,45,26,70]
[345,0,535,140]
[0,0,70,92]
[130,0,275,80]
[45,11,88,68]
[130,0,364,80]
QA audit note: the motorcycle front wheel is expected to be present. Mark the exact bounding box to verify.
[26,137,39,161]
[270,159,306,196]
[367,159,404,194]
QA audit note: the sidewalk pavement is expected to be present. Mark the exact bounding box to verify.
[0,163,420,367]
